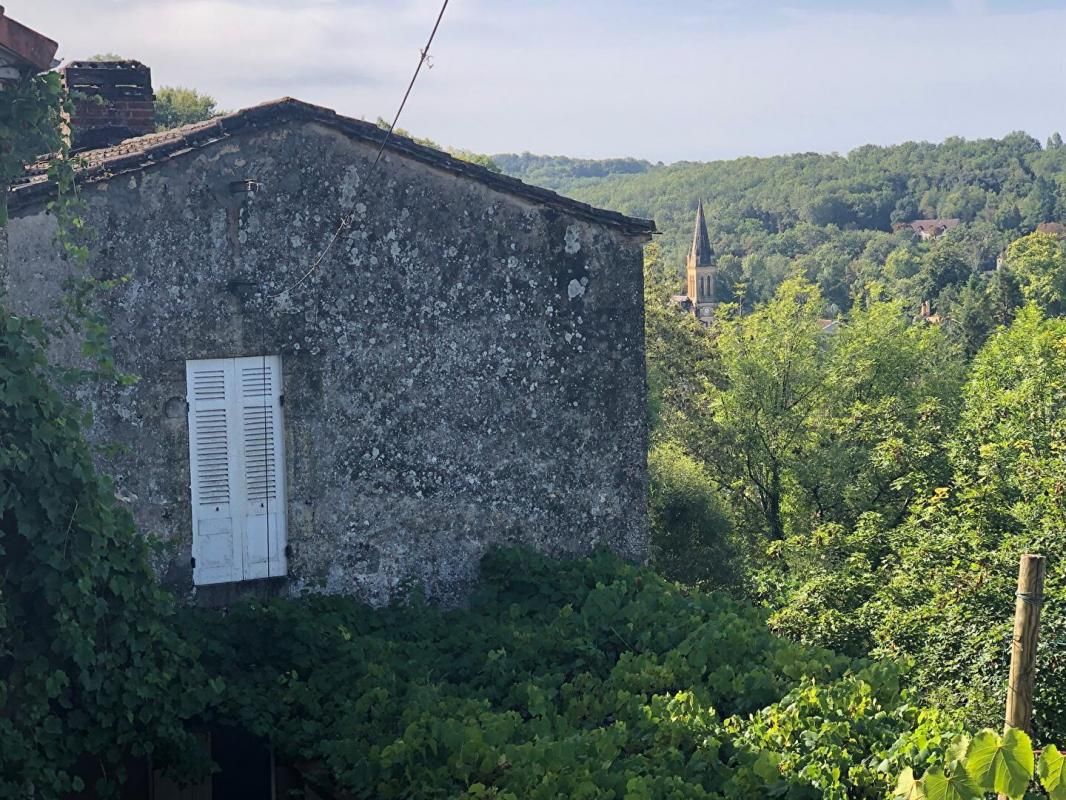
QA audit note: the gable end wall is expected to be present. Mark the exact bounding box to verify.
[4,120,648,605]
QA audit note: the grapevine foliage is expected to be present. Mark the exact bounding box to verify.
[895,726,1066,799]
[0,310,218,797]
[184,548,965,800]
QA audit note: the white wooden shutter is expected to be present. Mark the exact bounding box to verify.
[187,359,241,585]
[187,355,288,585]
[233,355,288,580]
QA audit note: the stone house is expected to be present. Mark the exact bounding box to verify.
[4,62,655,607]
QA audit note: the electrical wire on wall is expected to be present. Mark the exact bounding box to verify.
[272,0,451,299]
[251,0,452,583]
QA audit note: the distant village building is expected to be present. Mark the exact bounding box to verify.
[4,60,656,608]
[672,199,719,323]
[894,218,961,240]
[915,300,945,326]
[1036,221,1066,237]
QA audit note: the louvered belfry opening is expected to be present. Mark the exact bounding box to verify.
[60,60,155,150]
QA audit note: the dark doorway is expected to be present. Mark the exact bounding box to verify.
[211,726,272,799]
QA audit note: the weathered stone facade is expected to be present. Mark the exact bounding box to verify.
[5,102,653,605]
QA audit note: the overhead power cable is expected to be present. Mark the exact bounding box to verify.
[273,0,451,298]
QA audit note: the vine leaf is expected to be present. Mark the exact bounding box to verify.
[920,767,981,800]
[1039,744,1066,800]
[894,767,926,800]
[964,727,1033,798]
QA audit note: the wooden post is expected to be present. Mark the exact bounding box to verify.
[1005,553,1045,734]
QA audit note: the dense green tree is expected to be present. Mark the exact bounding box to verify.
[884,246,921,282]
[940,185,989,222]
[950,305,1066,531]
[695,280,825,541]
[808,294,962,517]
[643,242,718,434]
[991,199,1023,230]
[882,307,1066,734]
[154,86,220,130]
[760,307,1066,737]
[915,240,971,306]
[1021,176,1060,228]
[947,276,995,357]
[943,221,1006,273]
[686,281,960,546]
[986,267,1025,326]
[1004,231,1066,312]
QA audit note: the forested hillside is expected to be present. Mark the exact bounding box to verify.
[491,153,657,193]
[616,128,1066,759]
[498,132,1066,339]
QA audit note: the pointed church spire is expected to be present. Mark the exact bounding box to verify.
[685,199,718,317]
[689,199,714,267]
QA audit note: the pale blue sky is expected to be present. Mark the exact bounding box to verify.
[18,0,1066,161]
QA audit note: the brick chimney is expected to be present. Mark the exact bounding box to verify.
[61,60,155,150]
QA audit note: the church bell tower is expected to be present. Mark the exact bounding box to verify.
[686,199,717,321]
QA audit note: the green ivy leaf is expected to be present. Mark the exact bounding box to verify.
[964,728,1033,798]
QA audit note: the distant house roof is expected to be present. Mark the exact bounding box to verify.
[1036,222,1066,237]
[0,7,59,78]
[670,294,694,312]
[902,218,961,236]
[816,318,841,334]
[10,97,657,237]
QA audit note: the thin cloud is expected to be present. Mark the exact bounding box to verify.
[950,0,989,14]
[11,1,1066,161]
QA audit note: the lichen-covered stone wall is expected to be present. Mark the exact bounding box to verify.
[5,120,648,605]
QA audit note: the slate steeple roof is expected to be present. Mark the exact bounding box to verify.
[689,199,714,266]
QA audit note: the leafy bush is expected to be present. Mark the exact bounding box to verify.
[648,441,736,586]
[727,664,967,799]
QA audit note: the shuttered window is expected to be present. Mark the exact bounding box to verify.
[186,356,288,586]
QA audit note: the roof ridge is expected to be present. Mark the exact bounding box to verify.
[10,98,656,236]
